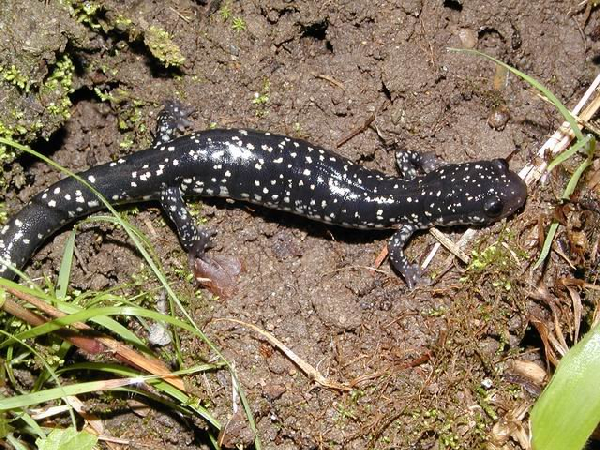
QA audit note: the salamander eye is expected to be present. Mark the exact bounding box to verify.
[493,159,509,172]
[483,196,504,218]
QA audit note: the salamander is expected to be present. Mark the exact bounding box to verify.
[0,102,527,288]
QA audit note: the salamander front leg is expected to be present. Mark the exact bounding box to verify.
[159,185,241,297]
[153,100,194,146]
[388,225,429,289]
[395,148,440,180]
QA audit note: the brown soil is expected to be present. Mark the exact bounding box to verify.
[2,1,600,449]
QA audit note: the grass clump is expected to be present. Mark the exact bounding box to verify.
[0,136,262,448]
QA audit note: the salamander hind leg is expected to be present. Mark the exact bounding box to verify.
[159,185,214,261]
[395,148,440,180]
[153,100,195,146]
[159,185,241,297]
[388,225,430,289]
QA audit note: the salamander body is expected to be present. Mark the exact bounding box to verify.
[0,103,527,287]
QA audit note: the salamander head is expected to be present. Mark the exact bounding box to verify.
[422,159,527,227]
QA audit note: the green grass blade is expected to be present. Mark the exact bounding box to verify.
[562,136,595,200]
[547,134,591,172]
[448,48,583,141]
[533,222,558,270]
[531,325,600,449]
[82,214,157,259]
[0,378,138,410]
[6,434,30,450]
[2,305,211,345]
[56,362,222,428]
[16,410,46,438]
[0,330,77,426]
[56,229,76,299]
[534,136,595,268]
[0,279,148,351]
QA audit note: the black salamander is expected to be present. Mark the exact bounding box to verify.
[0,102,527,288]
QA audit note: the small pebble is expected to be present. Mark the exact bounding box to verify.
[488,105,510,131]
[457,28,478,48]
[481,377,493,389]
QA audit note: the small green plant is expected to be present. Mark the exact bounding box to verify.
[252,91,269,106]
[217,3,246,34]
[36,427,97,449]
[93,87,115,103]
[93,90,147,147]
[119,135,134,149]
[0,65,30,92]
[43,55,75,93]
[231,16,246,32]
[0,123,16,168]
[218,2,232,21]
[253,78,270,117]
[0,203,7,225]
[70,0,102,29]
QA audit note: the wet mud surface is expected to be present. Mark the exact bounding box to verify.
[2,1,600,448]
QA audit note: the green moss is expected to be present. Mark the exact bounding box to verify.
[114,14,133,32]
[93,89,148,148]
[43,56,75,93]
[0,65,30,92]
[0,122,19,173]
[144,26,185,68]
[41,55,75,121]
[93,87,115,103]
[119,136,134,149]
[460,230,524,292]
[65,0,103,30]
[0,203,8,225]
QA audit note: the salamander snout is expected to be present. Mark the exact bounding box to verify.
[481,159,527,222]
